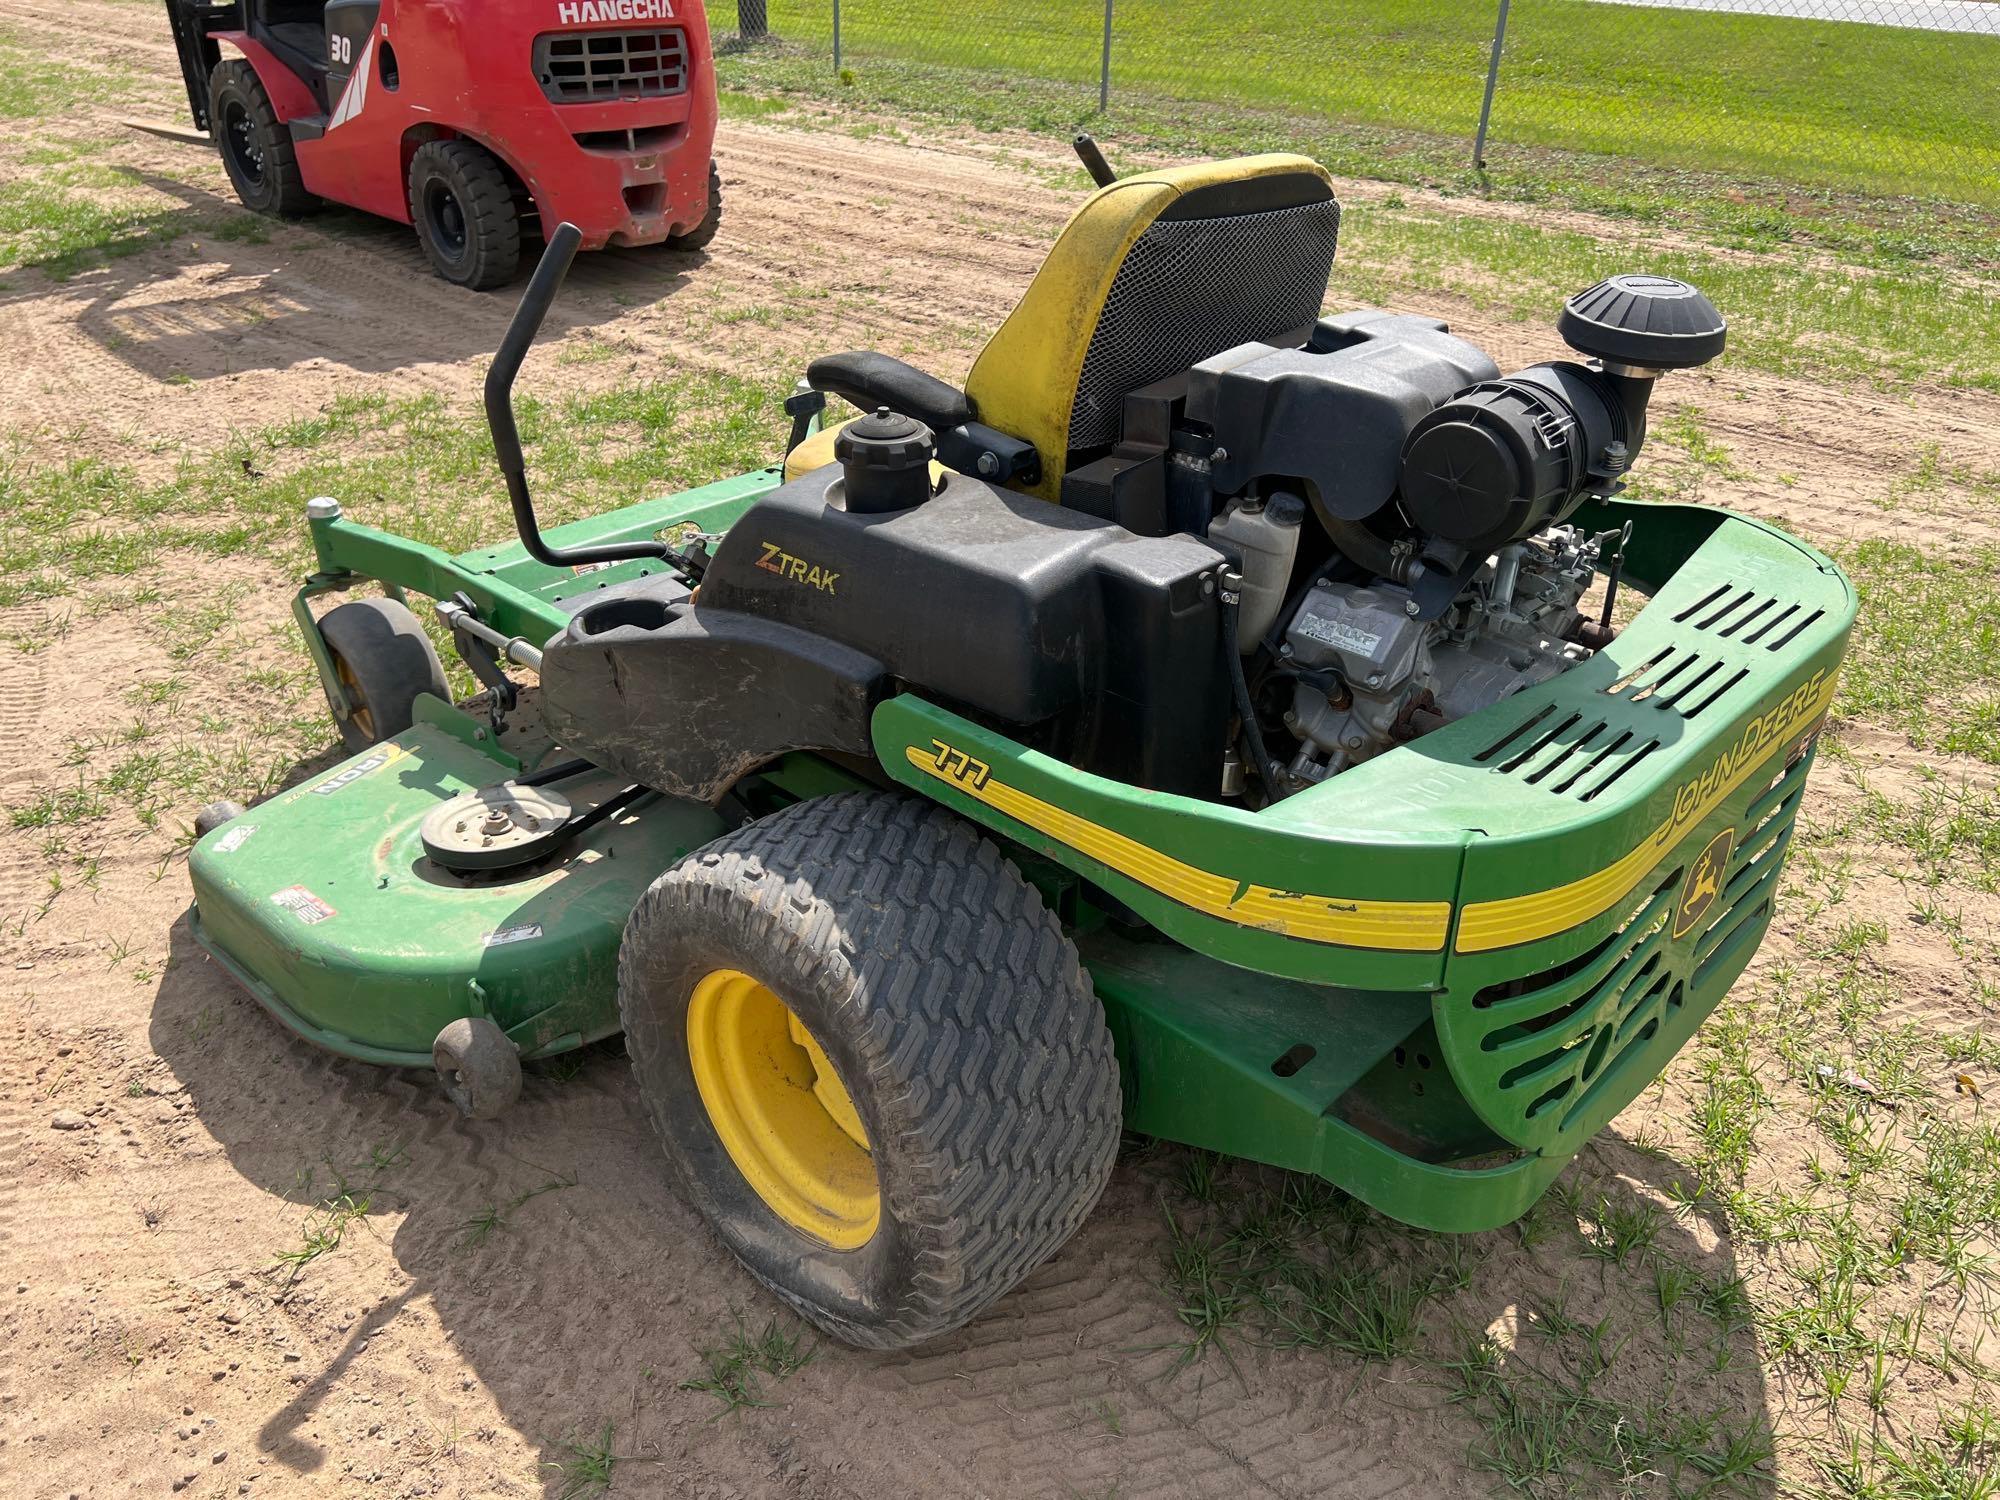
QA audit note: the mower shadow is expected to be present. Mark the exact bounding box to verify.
[0,168,704,388]
[148,895,1779,1496]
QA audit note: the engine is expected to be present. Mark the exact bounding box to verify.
[1060,270,1729,799]
[1279,525,1601,782]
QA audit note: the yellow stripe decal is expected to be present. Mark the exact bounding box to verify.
[902,667,1832,959]
[1454,670,1838,954]
[904,743,1451,953]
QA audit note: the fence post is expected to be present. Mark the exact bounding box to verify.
[1473,0,1511,169]
[1099,0,1114,113]
[738,0,766,40]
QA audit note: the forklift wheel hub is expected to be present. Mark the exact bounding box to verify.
[420,782,573,871]
[222,102,262,183]
[685,968,878,1250]
[424,181,468,255]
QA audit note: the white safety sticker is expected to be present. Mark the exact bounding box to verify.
[481,924,544,948]
[214,824,257,853]
[271,886,336,925]
[311,749,392,796]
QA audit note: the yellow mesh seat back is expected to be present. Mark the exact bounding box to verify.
[964,154,1339,501]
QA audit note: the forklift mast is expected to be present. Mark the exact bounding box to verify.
[164,0,243,131]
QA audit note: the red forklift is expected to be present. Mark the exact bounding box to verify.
[164,0,722,288]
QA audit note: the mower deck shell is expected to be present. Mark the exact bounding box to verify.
[188,706,726,1066]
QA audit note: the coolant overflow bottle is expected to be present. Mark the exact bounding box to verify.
[1209,492,1305,648]
[834,407,936,514]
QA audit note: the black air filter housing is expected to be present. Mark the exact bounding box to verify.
[1557,274,1727,371]
[1399,363,1622,554]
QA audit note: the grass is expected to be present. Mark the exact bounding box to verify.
[0,166,270,279]
[0,372,782,607]
[0,31,136,123]
[272,1189,374,1284]
[679,1312,818,1414]
[721,1,2000,269]
[268,1147,412,1283]
[1834,539,2000,763]
[459,1174,577,1248]
[1328,197,2000,395]
[544,1423,617,1500]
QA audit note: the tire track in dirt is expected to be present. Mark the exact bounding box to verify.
[0,644,44,792]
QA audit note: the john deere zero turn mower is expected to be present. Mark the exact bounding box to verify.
[189,142,1855,1348]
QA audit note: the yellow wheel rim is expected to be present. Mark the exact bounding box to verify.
[686,968,879,1249]
[334,655,375,740]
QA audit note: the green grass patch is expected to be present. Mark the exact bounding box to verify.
[1833,539,2000,763]
[543,1423,617,1500]
[1330,198,2000,395]
[0,370,785,604]
[679,1312,817,1414]
[722,0,2000,270]
[0,165,270,279]
[0,33,139,122]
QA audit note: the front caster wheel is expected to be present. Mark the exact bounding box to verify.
[193,800,247,838]
[433,1017,522,1120]
[316,597,450,752]
[618,792,1122,1350]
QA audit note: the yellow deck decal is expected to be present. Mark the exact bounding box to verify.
[905,742,1450,953]
[1454,671,1837,953]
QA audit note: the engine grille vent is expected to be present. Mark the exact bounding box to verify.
[1599,645,1746,719]
[1472,704,1662,801]
[1467,872,1684,1130]
[1446,732,1819,1154]
[1673,584,1824,652]
[533,28,688,103]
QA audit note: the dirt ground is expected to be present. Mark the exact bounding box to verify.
[3,2,1999,1496]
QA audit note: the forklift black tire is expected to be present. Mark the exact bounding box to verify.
[618,792,1122,1350]
[194,800,247,839]
[407,140,521,290]
[665,161,723,251]
[318,597,450,753]
[209,60,318,217]
[433,1017,523,1120]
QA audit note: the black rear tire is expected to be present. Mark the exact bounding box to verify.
[407,139,521,290]
[317,597,450,752]
[665,160,723,251]
[209,59,318,217]
[619,792,1122,1350]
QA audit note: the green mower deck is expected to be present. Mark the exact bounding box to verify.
[189,701,729,1067]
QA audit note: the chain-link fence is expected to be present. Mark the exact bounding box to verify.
[716,1,2000,210]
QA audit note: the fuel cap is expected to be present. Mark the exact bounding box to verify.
[834,407,935,513]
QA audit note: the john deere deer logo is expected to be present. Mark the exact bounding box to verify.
[1673,828,1735,939]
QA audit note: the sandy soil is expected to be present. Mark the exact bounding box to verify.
[2,1,1998,1496]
